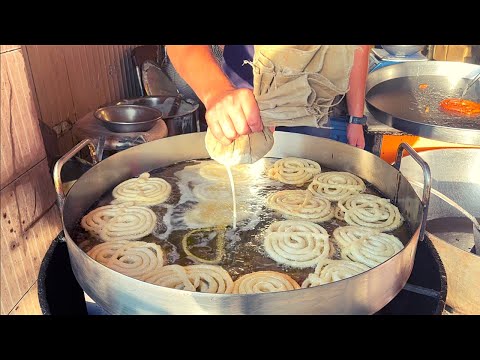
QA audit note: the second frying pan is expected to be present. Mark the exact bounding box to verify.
[366,61,480,145]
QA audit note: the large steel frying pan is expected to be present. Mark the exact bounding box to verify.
[53,132,431,314]
[366,61,480,145]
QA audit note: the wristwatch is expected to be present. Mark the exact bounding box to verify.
[347,115,368,125]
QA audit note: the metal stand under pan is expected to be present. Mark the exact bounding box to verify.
[37,232,447,315]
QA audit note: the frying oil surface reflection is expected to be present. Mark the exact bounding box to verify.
[73,158,412,284]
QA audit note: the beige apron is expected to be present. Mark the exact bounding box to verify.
[252,45,357,128]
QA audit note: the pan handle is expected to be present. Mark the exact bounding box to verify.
[53,139,99,211]
[393,143,432,241]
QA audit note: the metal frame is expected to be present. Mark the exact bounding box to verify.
[393,143,431,242]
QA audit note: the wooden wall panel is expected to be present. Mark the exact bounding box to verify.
[23,46,76,130]
[0,49,46,190]
[1,45,21,53]
[62,45,141,117]
[24,45,142,161]
[57,128,76,156]
[1,45,142,314]
[430,233,480,314]
[0,159,61,315]
[14,159,57,231]
[9,282,42,315]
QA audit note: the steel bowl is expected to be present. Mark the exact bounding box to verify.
[94,105,163,133]
[115,96,200,136]
[381,45,425,57]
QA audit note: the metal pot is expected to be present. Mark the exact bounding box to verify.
[53,132,431,314]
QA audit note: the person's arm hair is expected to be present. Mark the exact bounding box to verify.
[346,45,370,117]
[165,45,234,109]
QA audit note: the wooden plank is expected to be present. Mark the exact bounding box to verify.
[1,45,21,54]
[63,45,141,119]
[9,282,42,315]
[57,128,76,156]
[433,45,472,62]
[106,45,122,103]
[429,232,480,315]
[62,45,91,117]
[23,45,77,129]
[0,159,62,315]
[1,49,46,190]
[65,45,98,116]
[1,205,61,314]
[14,159,58,230]
[21,45,142,160]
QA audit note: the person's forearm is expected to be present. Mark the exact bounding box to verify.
[346,45,370,118]
[165,45,234,108]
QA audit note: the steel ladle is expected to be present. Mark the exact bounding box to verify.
[461,71,480,98]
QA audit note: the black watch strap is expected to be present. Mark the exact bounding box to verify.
[347,115,367,125]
